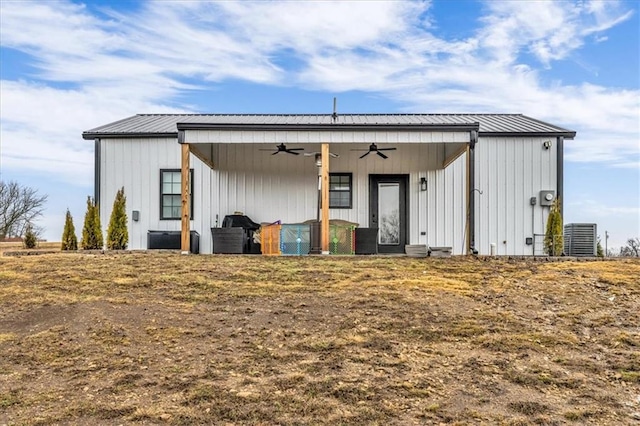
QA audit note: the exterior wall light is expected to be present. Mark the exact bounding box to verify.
[420,177,427,191]
[543,140,552,150]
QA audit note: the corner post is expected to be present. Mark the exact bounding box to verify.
[181,142,191,254]
[321,143,330,254]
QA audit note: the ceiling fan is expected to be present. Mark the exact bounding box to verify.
[352,143,397,159]
[259,143,304,155]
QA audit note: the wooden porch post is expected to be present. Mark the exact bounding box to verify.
[321,143,330,254]
[181,143,191,254]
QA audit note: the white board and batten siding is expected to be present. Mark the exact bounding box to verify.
[211,143,469,254]
[99,138,212,252]
[100,135,557,256]
[100,139,469,254]
[474,137,557,256]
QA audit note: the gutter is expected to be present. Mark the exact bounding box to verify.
[83,129,575,141]
[176,122,482,133]
[480,131,576,139]
[82,132,177,140]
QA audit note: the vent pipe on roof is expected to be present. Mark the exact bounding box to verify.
[332,97,338,122]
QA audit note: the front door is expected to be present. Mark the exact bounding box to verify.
[369,175,408,254]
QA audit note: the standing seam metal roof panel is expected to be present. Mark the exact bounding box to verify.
[82,113,576,138]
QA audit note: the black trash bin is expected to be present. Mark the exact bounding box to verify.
[221,214,261,254]
[355,228,378,255]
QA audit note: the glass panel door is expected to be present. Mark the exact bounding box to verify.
[378,182,400,245]
[369,174,407,254]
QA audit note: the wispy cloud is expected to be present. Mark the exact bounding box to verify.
[0,0,638,185]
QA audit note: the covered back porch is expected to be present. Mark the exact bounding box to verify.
[176,117,479,255]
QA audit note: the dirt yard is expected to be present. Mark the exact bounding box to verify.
[0,253,639,425]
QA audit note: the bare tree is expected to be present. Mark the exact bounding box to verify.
[620,237,640,257]
[0,181,48,240]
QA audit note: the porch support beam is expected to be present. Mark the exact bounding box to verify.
[181,143,191,254]
[321,143,330,254]
[190,145,215,169]
[443,144,467,168]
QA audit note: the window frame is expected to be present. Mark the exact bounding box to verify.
[160,169,194,220]
[328,172,353,209]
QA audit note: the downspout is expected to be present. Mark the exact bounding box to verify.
[556,136,564,220]
[94,138,101,214]
[468,130,478,254]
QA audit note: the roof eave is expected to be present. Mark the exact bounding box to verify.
[480,131,576,139]
[82,132,178,140]
[175,122,481,132]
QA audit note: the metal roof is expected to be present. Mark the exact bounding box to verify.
[83,113,576,139]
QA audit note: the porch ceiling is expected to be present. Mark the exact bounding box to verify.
[181,124,474,171]
[188,141,469,171]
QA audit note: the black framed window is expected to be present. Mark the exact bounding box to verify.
[329,173,352,209]
[160,169,193,220]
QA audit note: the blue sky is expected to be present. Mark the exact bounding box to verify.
[1,0,638,251]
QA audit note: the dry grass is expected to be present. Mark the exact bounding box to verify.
[1,253,639,425]
[0,241,61,255]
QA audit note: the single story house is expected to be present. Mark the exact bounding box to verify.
[82,113,575,255]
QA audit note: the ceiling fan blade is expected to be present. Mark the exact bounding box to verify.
[378,147,397,151]
[351,149,368,151]
[288,148,304,151]
[286,150,300,155]
[259,149,275,151]
[271,151,279,155]
[377,151,388,159]
[359,151,370,159]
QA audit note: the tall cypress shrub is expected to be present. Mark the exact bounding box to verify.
[107,187,128,250]
[61,209,78,250]
[544,198,563,256]
[81,196,103,250]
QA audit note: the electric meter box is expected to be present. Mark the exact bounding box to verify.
[539,190,555,206]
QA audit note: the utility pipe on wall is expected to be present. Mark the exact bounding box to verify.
[467,130,478,254]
